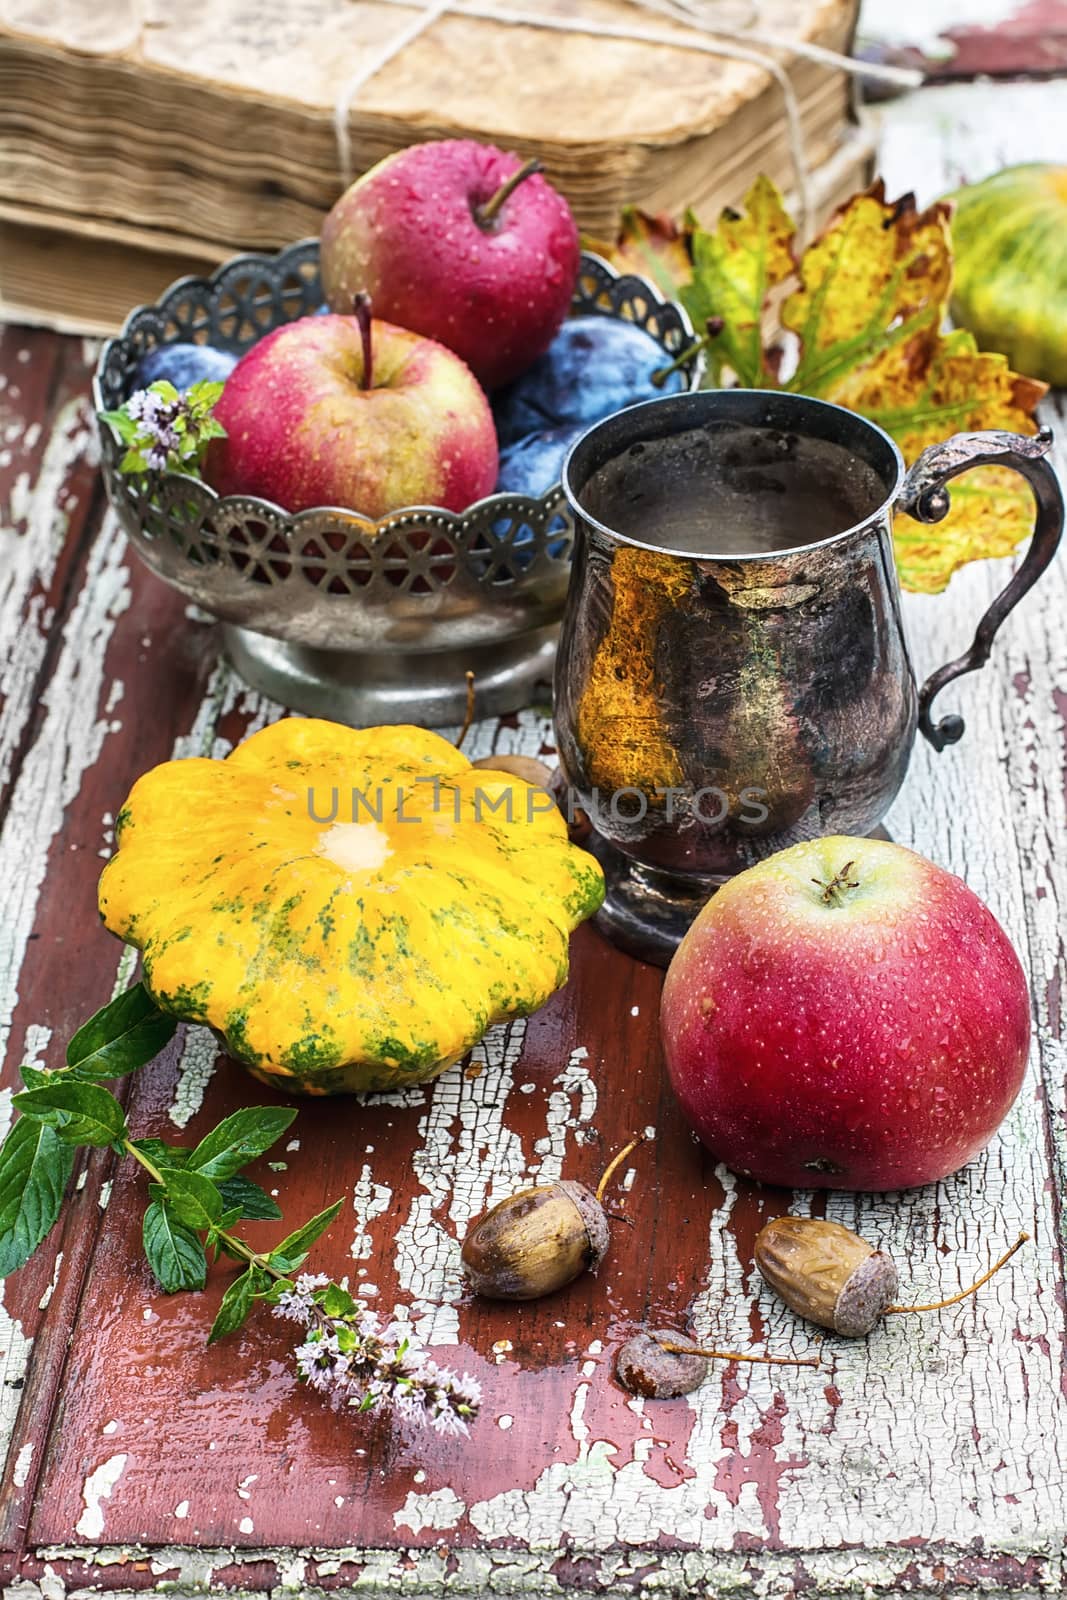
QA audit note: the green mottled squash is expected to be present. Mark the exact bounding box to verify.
[948,163,1067,386]
[98,720,604,1094]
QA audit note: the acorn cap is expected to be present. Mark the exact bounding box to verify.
[616,1328,709,1398]
[755,1215,900,1337]
[556,1179,610,1267]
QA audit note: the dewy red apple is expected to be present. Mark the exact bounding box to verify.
[207,304,498,516]
[320,140,580,389]
[660,836,1031,1191]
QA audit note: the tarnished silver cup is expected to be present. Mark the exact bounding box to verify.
[555,389,1063,964]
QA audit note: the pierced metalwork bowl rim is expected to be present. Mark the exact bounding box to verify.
[91,241,701,534]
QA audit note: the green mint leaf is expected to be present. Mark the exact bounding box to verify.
[0,1120,75,1277]
[267,1199,343,1273]
[154,1168,223,1230]
[216,1206,243,1230]
[217,1175,282,1221]
[120,445,149,474]
[149,379,180,403]
[187,379,225,412]
[322,1282,357,1319]
[207,1267,255,1345]
[98,409,139,444]
[130,1139,190,1170]
[143,1199,207,1293]
[66,983,177,1080]
[13,1081,128,1147]
[187,1107,297,1182]
[19,1064,49,1089]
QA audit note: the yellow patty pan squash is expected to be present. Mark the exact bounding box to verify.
[98,719,604,1094]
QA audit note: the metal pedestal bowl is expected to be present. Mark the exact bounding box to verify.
[93,242,698,726]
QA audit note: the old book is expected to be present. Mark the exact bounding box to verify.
[0,126,874,337]
[1,0,860,242]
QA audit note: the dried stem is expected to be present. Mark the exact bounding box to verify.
[658,1338,820,1368]
[455,671,477,750]
[476,157,542,226]
[651,317,724,388]
[595,1131,647,1202]
[885,1232,1030,1315]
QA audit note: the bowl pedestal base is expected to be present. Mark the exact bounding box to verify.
[222,623,559,728]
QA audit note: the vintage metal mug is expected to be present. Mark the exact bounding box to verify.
[555,389,1063,964]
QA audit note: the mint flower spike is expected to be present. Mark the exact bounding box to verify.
[99,377,227,479]
[277,1282,483,1435]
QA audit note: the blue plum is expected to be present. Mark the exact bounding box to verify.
[492,315,685,447]
[134,342,238,392]
[495,423,586,498]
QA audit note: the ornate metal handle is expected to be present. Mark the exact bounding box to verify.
[899,426,1064,752]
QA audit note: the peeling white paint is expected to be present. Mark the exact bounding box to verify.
[174,1500,189,1520]
[37,1250,62,1311]
[392,1486,465,1535]
[393,1016,531,1346]
[0,507,129,1065]
[167,1024,218,1130]
[12,1439,33,1486]
[0,396,96,800]
[75,1453,127,1539]
[350,1164,392,1261]
[530,1044,598,1188]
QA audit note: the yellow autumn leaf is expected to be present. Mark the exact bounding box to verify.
[782,186,953,403]
[683,175,796,386]
[652,178,1049,593]
[892,466,1035,594]
[585,207,697,304]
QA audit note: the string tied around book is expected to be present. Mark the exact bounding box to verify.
[333,0,922,242]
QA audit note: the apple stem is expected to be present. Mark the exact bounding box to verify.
[352,292,374,391]
[884,1231,1030,1316]
[651,318,725,388]
[455,671,477,749]
[476,157,543,227]
[813,860,859,907]
[658,1338,821,1369]
[595,1131,647,1202]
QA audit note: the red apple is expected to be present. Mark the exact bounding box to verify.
[320,140,580,389]
[661,836,1030,1191]
[207,303,498,516]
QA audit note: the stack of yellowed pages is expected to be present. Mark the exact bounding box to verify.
[0,0,872,334]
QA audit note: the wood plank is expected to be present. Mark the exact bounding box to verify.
[10,445,1067,1595]
[1,66,1066,1596]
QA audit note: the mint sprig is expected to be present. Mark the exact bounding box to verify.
[0,983,481,1434]
[99,378,226,478]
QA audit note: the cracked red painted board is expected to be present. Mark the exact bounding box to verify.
[0,335,1066,1594]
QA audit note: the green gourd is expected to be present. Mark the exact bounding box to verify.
[948,164,1067,387]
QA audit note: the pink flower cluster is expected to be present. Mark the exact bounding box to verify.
[274,1273,481,1436]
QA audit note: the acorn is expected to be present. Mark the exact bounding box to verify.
[461,1133,644,1301]
[755,1215,1029,1338]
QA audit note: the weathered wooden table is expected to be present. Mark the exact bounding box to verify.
[1,53,1065,1600]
